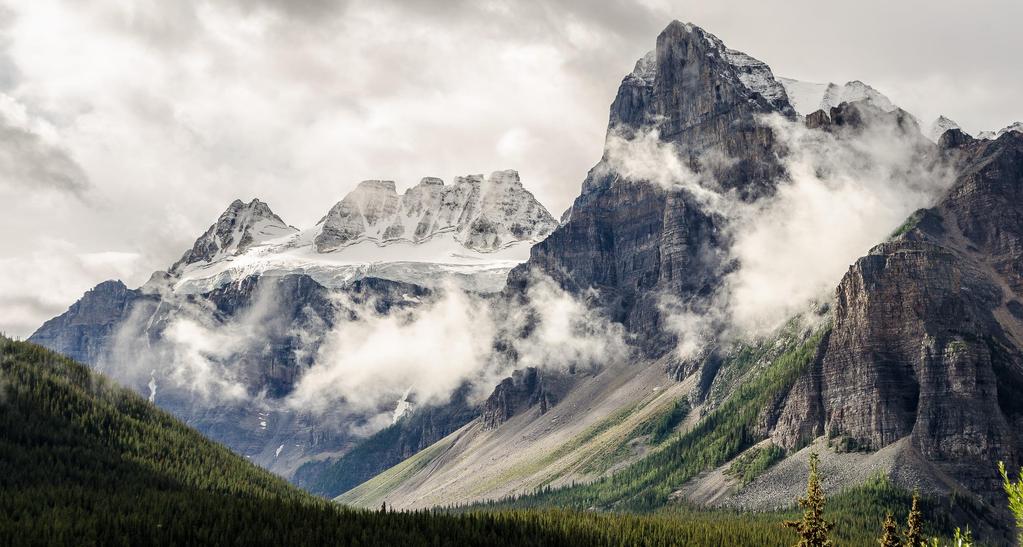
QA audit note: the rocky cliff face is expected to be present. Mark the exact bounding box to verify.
[29,280,146,365]
[315,170,556,253]
[770,132,1023,497]
[480,367,574,429]
[513,20,793,356]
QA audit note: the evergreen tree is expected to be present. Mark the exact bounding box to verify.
[784,452,833,547]
[951,526,972,547]
[999,461,1023,545]
[904,491,924,547]
[878,513,900,547]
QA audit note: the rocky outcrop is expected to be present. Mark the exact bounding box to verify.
[314,170,557,253]
[481,367,572,429]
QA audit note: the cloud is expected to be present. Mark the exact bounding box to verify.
[508,274,630,374]
[602,127,736,215]
[285,273,629,433]
[723,109,954,335]
[609,105,956,358]
[0,94,89,194]
[89,267,626,437]
[0,244,143,337]
[287,284,495,417]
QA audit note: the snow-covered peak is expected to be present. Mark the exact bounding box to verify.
[171,198,295,272]
[720,48,789,108]
[314,169,557,253]
[779,78,897,116]
[977,121,1023,140]
[823,81,895,112]
[927,115,963,143]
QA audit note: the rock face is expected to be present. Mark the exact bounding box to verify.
[771,132,1023,497]
[514,20,793,356]
[480,367,571,429]
[29,280,145,365]
[315,170,557,253]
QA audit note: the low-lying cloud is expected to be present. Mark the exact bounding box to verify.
[724,110,954,335]
[606,105,956,357]
[98,270,628,437]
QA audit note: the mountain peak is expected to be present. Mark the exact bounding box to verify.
[171,198,296,272]
[314,171,556,253]
[927,115,963,143]
[977,121,1023,140]
[779,78,898,117]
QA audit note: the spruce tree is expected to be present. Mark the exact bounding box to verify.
[879,513,900,547]
[904,491,923,547]
[999,461,1023,545]
[784,452,833,546]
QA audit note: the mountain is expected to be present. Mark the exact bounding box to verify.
[329,22,1023,542]
[28,170,556,484]
[315,170,555,253]
[21,17,1023,543]
[778,78,898,117]
[338,18,802,506]
[516,20,793,360]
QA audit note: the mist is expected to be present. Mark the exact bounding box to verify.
[724,109,955,335]
[604,104,956,357]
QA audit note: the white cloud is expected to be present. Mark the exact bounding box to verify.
[723,111,954,335]
[288,285,496,416]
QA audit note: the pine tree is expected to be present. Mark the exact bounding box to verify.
[904,491,924,547]
[999,461,1023,545]
[784,452,833,547]
[879,513,900,547]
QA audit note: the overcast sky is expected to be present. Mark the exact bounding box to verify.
[0,0,1020,337]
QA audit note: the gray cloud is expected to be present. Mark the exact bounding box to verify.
[0,115,89,194]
